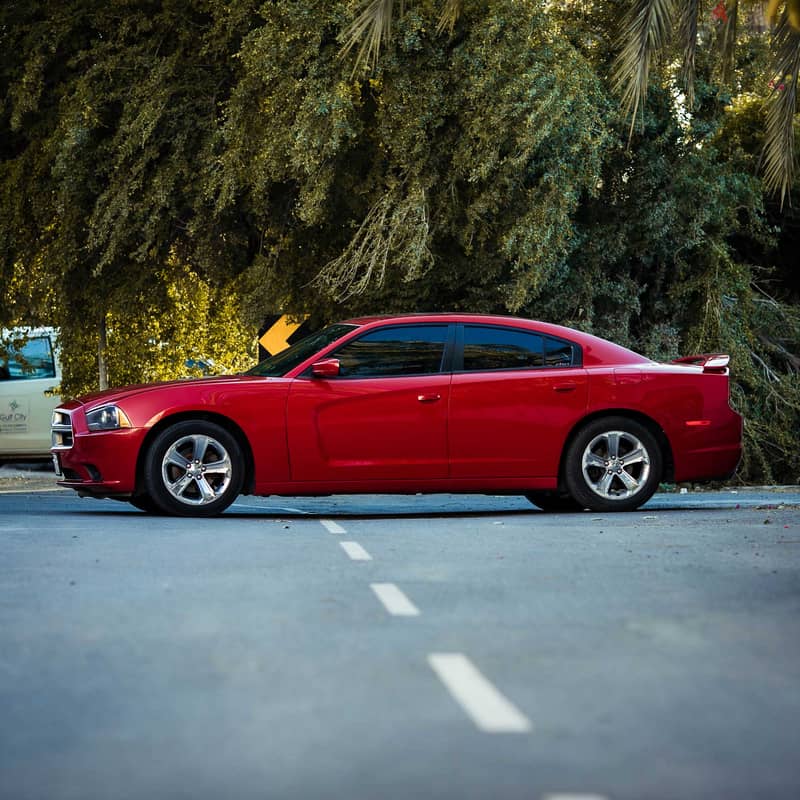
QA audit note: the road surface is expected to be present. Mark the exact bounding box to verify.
[1,486,799,800]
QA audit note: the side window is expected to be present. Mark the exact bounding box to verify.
[333,325,449,378]
[0,336,56,381]
[544,337,575,367]
[462,326,544,371]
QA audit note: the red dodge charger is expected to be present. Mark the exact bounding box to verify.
[51,314,742,516]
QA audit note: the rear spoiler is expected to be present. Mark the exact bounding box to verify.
[672,354,730,374]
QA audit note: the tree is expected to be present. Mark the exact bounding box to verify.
[610,0,800,205]
[217,0,610,322]
[338,0,800,204]
[0,0,260,394]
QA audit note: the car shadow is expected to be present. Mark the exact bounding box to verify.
[53,502,767,520]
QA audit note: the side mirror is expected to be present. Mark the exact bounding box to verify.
[311,358,341,378]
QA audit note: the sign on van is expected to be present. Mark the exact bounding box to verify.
[0,397,30,434]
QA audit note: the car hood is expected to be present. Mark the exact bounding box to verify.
[75,375,270,409]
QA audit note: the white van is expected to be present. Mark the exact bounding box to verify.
[0,327,61,460]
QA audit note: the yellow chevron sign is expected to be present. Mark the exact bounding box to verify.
[258,315,308,356]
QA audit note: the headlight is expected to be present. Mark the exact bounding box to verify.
[85,404,132,431]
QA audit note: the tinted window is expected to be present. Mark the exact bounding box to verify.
[462,326,544,371]
[333,325,448,377]
[0,336,56,380]
[545,337,575,367]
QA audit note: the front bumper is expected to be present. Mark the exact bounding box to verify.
[52,427,145,496]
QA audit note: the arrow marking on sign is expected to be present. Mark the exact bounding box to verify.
[258,316,306,355]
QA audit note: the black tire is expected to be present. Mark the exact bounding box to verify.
[564,416,662,512]
[128,493,162,514]
[525,491,584,512]
[143,420,244,517]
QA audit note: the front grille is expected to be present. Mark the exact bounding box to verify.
[51,409,74,449]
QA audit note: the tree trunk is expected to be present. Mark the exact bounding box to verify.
[98,314,108,390]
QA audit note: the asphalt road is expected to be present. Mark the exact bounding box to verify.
[1,487,799,800]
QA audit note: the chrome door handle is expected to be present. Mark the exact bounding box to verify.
[417,393,441,403]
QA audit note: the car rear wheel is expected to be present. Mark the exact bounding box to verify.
[144,420,244,517]
[564,417,662,512]
[525,491,584,512]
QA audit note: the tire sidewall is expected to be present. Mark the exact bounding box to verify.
[565,416,662,512]
[144,420,244,517]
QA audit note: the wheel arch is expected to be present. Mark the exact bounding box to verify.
[135,411,256,496]
[558,408,675,488]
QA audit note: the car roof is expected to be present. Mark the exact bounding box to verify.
[344,312,574,333]
[340,313,651,367]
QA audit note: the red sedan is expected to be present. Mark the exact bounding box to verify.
[51,314,742,516]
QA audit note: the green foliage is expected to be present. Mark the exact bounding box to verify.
[604,0,800,203]
[221,1,610,323]
[0,0,259,395]
[57,263,256,398]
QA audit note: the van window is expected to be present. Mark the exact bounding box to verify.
[0,336,57,380]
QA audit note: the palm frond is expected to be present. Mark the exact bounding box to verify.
[720,0,739,84]
[436,0,462,36]
[767,0,800,31]
[611,0,676,138]
[678,0,700,108]
[339,0,396,73]
[767,0,780,24]
[761,14,800,206]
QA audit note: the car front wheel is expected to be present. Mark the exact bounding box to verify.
[129,493,162,514]
[525,491,584,512]
[564,417,662,512]
[144,420,244,517]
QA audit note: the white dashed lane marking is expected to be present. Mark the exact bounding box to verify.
[542,795,610,800]
[340,541,372,561]
[321,519,347,535]
[428,653,532,734]
[370,583,420,616]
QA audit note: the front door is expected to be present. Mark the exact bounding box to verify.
[287,324,453,483]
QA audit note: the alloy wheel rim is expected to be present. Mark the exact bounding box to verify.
[581,430,650,500]
[161,434,232,506]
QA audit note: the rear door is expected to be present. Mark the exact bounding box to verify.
[287,323,454,482]
[448,324,588,478]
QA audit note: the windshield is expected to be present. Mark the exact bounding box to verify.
[245,324,357,377]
